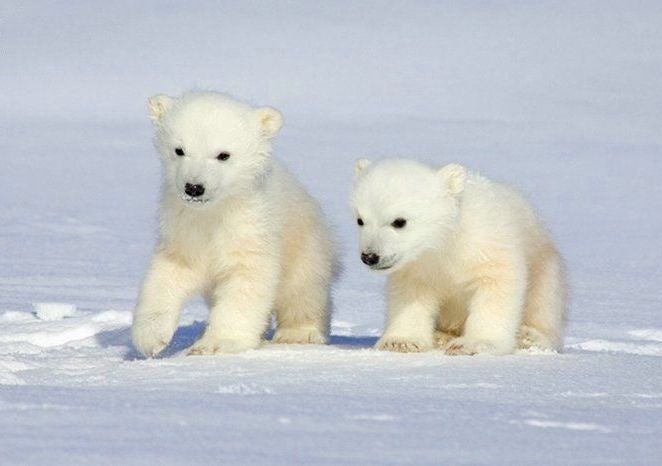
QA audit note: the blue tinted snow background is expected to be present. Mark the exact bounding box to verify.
[1,1,661,464]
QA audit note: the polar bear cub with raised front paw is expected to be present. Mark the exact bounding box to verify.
[351,158,565,355]
[132,91,336,357]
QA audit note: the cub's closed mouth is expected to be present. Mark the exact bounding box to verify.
[371,262,395,271]
[182,196,210,204]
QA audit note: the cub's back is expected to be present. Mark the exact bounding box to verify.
[459,174,553,259]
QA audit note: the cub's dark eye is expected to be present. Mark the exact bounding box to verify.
[391,218,407,229]
[217,152,231,161]
[357,218,364,226]
[174,147,185,156]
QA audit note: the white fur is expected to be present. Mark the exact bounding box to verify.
[351,159,566,355]
[132,91,336,357]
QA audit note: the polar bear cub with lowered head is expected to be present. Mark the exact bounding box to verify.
[132,91,336,357]
[351,159,565,355]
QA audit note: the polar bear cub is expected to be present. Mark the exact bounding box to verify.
[351,159,566,355]
[132,91,336,357]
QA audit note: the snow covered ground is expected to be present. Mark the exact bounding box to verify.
[1,1,661,464]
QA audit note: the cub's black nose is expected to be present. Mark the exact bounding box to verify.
[361,252,380,266]
[185,183,205,197]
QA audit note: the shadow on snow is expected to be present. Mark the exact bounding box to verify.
[95,322,377,360]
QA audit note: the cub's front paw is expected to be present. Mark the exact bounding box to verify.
[517,325,559,352]
[434,330,457,348]
[273,327,328,345]
[444,337,507,356]
[187,334,258,355]
[376,336,432,353]
[132,316,176,358]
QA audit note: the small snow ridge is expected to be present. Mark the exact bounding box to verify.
[0,402,74,411]
[628,329,662,342]
[524,419,612,433]
[0,360,28,385]
[331,320,356,329]
[568,340,662,356]
[331,320,357,336]
[0,311,37,323]
[91,310,132,324]
[626,393,662,399]
[441,383,500,389]
[33,303,77,321]
[0,359,32,372]
[568,339,662,356]
[0,325,100,348]
[0,372,25,386]
[217,383,274,395]
[350,414,397,422]
[559,391,609,398]
[0,309,132,350]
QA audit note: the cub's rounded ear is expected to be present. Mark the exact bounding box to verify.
[148,94,173,122]
[438,163,467,195]
[354,158,372,176]
[257,107,283,138]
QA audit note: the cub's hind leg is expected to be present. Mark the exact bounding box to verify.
[273,222,334,345]
[519,246,566,351]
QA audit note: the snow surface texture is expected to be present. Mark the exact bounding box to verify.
[1,1,661,464]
